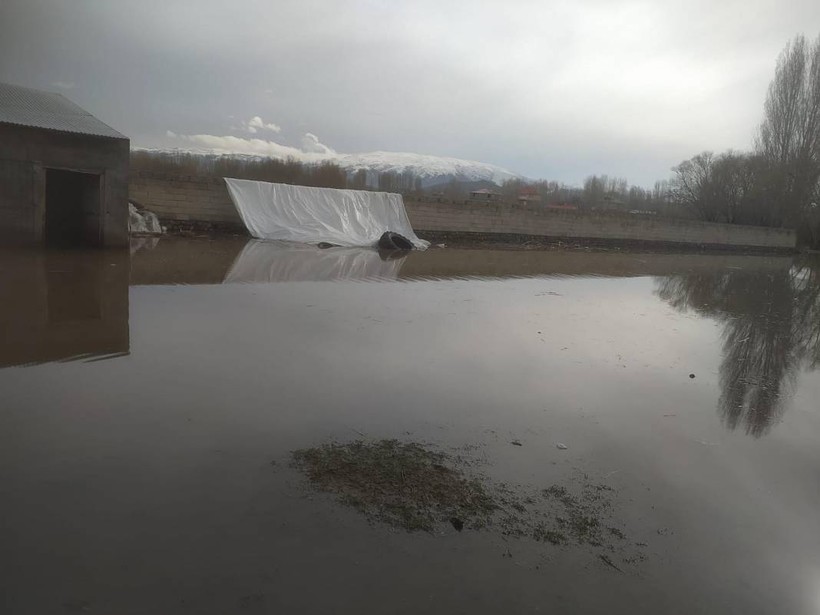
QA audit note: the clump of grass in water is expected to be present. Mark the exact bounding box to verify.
[291,439,644,568]
[532,523,567,545]
[541,483,625,548]
[291,439,497,532]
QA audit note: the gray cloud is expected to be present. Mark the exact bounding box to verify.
[2,0,820,185]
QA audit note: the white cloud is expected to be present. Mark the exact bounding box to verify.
[244,116,281,134]
[166,123,334,160]
[166,131,330,163]
[301,132,335,155]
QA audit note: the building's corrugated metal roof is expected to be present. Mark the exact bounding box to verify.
[0,82,127,140]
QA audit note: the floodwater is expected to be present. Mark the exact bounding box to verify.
[2,237,820,615]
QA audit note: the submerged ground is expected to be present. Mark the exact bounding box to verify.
[2,238,820,614]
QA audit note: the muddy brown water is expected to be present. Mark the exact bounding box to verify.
[2,237,820,614]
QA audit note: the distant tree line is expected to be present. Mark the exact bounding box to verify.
[494,175,680,216]
[131,150,429,195]
[669,34,820,247]
[497,178,582,206]
[131,151,350,189]
[376,171,424,194]
[580,175,679,215]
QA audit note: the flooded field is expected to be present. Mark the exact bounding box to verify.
[2,237,820,614]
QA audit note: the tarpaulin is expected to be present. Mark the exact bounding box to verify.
[224,178,428,249]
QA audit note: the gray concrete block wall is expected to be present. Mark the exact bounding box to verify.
[405,201,796,249]
[128,174,797,249]
[129,173,241,224]
[0,158,35,241]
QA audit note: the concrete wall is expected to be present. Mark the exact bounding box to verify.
[0,157,34,238]
[129,172,242,227]
[404,199,797,250]
[0,124,130,247]
[128,172,797,250]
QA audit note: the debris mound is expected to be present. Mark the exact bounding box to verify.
[292,439,496,531]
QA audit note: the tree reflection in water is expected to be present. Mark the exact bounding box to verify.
[656,259,820,437]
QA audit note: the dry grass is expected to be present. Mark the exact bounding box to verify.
[292,439,497,531]
[291,438,646,568]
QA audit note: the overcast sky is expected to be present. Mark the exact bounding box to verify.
[2,0,820,186]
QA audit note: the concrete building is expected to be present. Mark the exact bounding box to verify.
[468,188,501,202]
[0,82,129,247]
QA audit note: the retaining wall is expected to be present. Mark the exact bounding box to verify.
[130,172,242,226]
[129,172,797,250]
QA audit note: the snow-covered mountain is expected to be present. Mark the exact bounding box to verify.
[135,147,520,187]
[332,151,519,187]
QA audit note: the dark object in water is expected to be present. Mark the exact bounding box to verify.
[378,231,413,251]
[689,373,696,379]
[599,554,624,573]
[450,517,464,532]
[317,242,339,249]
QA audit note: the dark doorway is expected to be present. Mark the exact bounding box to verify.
[45,169,102,247]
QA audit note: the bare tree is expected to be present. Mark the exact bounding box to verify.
[582,175,606,207]
[672,152,722,221]
[757,34,820,226]
[350,168,367,190]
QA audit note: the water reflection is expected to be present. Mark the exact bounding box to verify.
[130,236,801,285]
[129,236,160,256]
[0,249,130,367]
[224,240,407,283]
[656,259,820,437]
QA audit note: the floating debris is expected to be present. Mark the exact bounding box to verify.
[556,443,568,450]
[599,554,623,573]
[291,439,646,567]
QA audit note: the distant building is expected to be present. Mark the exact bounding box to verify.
[468,188,501,202]
[0,82,129,247]
[545,203,578,211]
[518,186,541,204]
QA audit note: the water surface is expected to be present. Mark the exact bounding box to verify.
[2,238,820,614]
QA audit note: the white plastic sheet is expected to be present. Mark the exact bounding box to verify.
[224,178,428,249]
[224,240,406,283]
[128,203,162,235]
